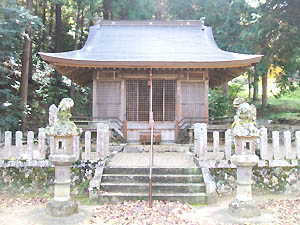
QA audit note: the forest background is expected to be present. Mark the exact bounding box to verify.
[1,0,299,132]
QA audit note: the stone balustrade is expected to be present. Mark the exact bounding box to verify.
[0,122,109,162]
[194,123,300,168]
[1,123,300,168]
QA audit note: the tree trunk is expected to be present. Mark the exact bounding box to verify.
[79,9,84,48]
[55,3,62,53]
[20,0,33,133]
[34,0,38,15]
[253,74,258,101]
[41,0,47,50]
[262,72,268,108]
[28,44,33,83]
[55,3,62,79]
[248,72,252,100]
[222,81,229,105]
[48,4,55,45]
[70,4,81,101]
[70,83,75,101]
[103,0,112,19]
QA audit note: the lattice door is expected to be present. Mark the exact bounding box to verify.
[126,80,176,122]
[126,80,149,121]
[181,82,205,118]
[96,81,121,118]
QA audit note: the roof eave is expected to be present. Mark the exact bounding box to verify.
[39,53,263,69]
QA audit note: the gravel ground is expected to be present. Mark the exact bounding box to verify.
[0,195,300,225]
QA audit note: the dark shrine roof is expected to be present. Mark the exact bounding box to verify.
[39,20,262,85]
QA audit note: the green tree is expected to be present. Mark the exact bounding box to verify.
[0,0,41,131]
[243,0,300,106]
[109,0,157,20]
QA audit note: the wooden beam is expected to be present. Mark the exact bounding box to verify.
[71,69,93,85]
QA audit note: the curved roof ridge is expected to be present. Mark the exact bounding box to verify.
[40,20,262,68]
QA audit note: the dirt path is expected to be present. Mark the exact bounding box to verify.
[0,194,299,225]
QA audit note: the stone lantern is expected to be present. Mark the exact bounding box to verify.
[45,98,81,217]
[228,98,261,218]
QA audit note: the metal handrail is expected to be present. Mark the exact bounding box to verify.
[149,119,154,208]
[149,69,153,208]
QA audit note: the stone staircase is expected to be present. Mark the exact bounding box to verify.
[98,167,207,204]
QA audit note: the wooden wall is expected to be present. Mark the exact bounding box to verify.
[92,69,209,142]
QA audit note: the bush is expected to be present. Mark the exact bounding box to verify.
[209,87,228,118]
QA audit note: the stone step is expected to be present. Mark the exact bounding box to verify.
[98,192,207,205]
[102,174,203,183]
[100,183,205,193]
[104,167,201,175]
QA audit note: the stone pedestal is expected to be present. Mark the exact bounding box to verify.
[46,200,78,217]
[46,150,78,217]
[229,154,260,218]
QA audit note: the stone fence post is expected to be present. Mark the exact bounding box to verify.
[96,123,109,160]
[4,131,12,158]
[194,123,207,160]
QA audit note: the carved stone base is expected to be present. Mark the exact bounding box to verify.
[228,200,261,218]
[46,200,78,217]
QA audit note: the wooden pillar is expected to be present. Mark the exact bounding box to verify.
[120,80,125,121]
[123,116,127,142]
[176,79,181,122]
[204,70,209,123]
[174,118,179,143]
[92,70,98,118]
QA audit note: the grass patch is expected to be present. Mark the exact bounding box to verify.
[258,88,300,122]
[270,112,300,121]
[73,195,97,205]
[0,192,96,205]
[269,88,300,112]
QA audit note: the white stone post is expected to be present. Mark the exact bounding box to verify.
[73,135,80,160]
[225,129,232,160]
[284,131,295,159]
[195,123,207,160]
[103,123,109,158]
[16,131,23,159]
[296,131,300,159]
[213,131,220,160]
[4,131,12,159]
[194,123,201,157]
[27,131,34,161]
[85,131,91,161]
[272,131,282,160]
[38,128,46,160]
[260,127,272,160]
[49,136,54,155]
[96,124,102,160]
[96,123,110,160]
